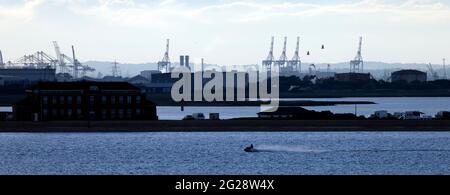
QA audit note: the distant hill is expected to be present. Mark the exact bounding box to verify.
[83,61,158,78]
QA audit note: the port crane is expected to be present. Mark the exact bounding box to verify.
[158,39,171,73]
[350,37,364,73]
[14,51,58,69]
[53,42,95,78]
[262,36,275,72]
[275,37,288,72]
[287,37,301,73]
[53,41,68,74]
[71,46,95,78]
[263,36,302,74]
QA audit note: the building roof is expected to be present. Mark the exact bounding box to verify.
[128,75,150,82]
[392,69,426,75]
[335,72,371,76]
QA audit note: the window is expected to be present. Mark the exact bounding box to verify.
[43,109,48,117]
[119,96,124,104]
[60,96,65,104]
[90,96,95,105]
[77,109,82,119]
[127,96,132,104]
[77,96,82,104]
[68,109,72,118]
[43,96,48,104]
[90,86,99,91]
[136,96,141,104]
[111,96,116,104]
[136,109,141,116]
[52,97,57,104]
[52,109,57,116]
[68,96,73,104]
[127,109,132,118]
[119,109,124,119]
[60,109,65,117]
[111,110,116,119]
[102,96,107,104]
[102,109,107,119]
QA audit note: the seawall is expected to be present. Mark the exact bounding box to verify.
[1,120,450,132]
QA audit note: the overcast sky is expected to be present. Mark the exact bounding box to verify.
[0,0,449,65]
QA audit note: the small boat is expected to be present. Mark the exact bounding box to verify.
[244,144,257,152]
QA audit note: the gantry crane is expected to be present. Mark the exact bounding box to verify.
[262,36,275,72]
[158,39,171,73]
[350,37,363,73]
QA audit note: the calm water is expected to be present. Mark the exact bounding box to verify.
[158,97,450,120]
[1,132,449,175]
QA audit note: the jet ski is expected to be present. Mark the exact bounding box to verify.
[244,144,258,152]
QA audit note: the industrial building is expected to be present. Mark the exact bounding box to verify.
[141,70,162,81]
[13,81,157,121]
[335,73,371,82]
[0,75,27,86]
[0,68,56,82]
[128,75,150,85]
[391,69,427,83]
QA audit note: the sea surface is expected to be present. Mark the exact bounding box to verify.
[158,97,450,120]
[1,132,449,175]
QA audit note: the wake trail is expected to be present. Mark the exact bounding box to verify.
[250,145,450,153]
[254,145,326,153]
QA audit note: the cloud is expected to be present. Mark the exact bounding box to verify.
[0,0,46,22]
[0,0,449,65]
[59,0,450,28]
[1,0,449,27]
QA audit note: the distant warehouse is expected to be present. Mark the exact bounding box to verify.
[391,69,427,83]
[335,73,371,82]
[0,68,56,82]
[13,81,157,121]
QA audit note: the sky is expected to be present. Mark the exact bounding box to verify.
[0,0,449,66]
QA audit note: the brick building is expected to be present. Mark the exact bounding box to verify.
[13,81,157,121]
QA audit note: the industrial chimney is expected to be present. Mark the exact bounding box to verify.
[180,56,185,67]
[185,55,190,70]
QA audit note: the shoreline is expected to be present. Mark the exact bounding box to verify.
[1,120,450,132]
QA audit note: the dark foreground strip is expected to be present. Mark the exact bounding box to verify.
[2,120,450,132]
[0,175,448,194]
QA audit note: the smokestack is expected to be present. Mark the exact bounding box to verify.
[180,56,185,66]
[185,55,190,70]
